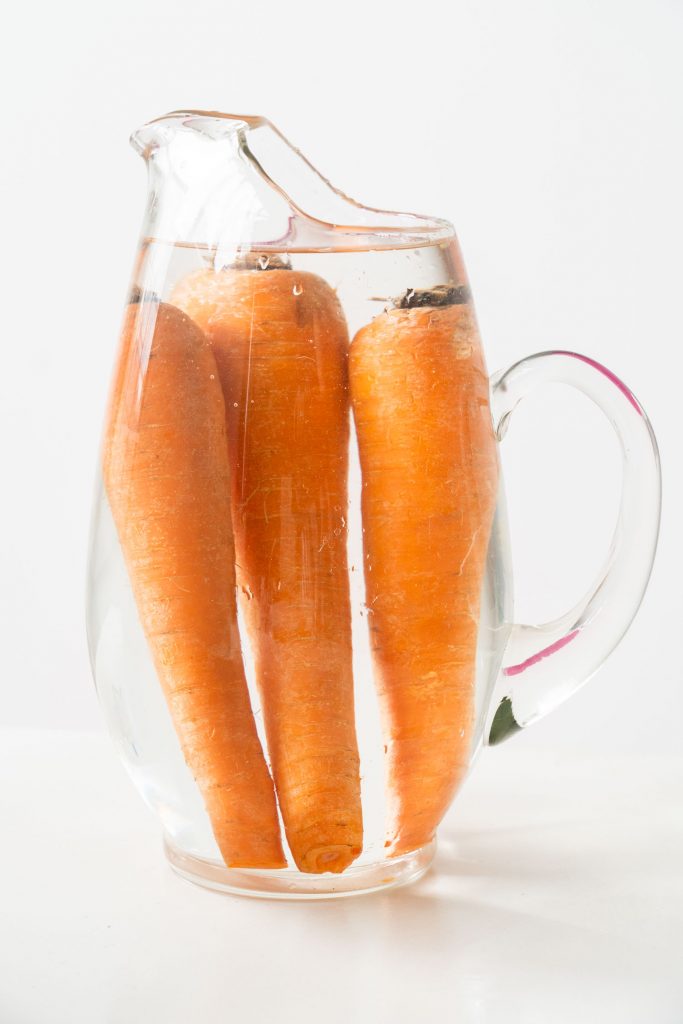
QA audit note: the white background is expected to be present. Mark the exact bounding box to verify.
[1,0,680,753]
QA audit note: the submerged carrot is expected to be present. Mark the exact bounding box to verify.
[349,289,499,857]
[103,299,286,869]
[172,267,363,873]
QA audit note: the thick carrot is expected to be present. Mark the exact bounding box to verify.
[171,267,363,874]
[103,299,286,869]
[349,291,499,857]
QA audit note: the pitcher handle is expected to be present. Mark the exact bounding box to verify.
[486,351,661,745]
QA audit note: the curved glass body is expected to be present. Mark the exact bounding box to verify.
[87,112,660,898]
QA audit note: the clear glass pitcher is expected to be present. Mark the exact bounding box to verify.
[86,111,661,899]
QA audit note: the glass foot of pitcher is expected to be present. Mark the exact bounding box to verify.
[164,837,436,900]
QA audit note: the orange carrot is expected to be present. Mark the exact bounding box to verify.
[172,267,363,874]
[103,299,286,869]
[349,290,499,857]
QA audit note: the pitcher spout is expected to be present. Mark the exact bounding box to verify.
[129,109,451,254]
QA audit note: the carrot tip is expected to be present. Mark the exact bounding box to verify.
[298,844,362,875]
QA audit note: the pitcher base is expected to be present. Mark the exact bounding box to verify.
[164,837,436,900]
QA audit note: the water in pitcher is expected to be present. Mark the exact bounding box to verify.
[86,235,512,870]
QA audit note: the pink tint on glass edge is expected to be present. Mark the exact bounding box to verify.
[554,351,643,416]
[503,628,581,677]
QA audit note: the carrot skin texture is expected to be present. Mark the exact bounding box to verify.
[172,270,363,874]
[349,302,499,857]
[102,301,286,869]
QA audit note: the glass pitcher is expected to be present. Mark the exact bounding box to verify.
[86,111,661,899]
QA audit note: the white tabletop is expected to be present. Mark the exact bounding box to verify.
[1,729,681,1024]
